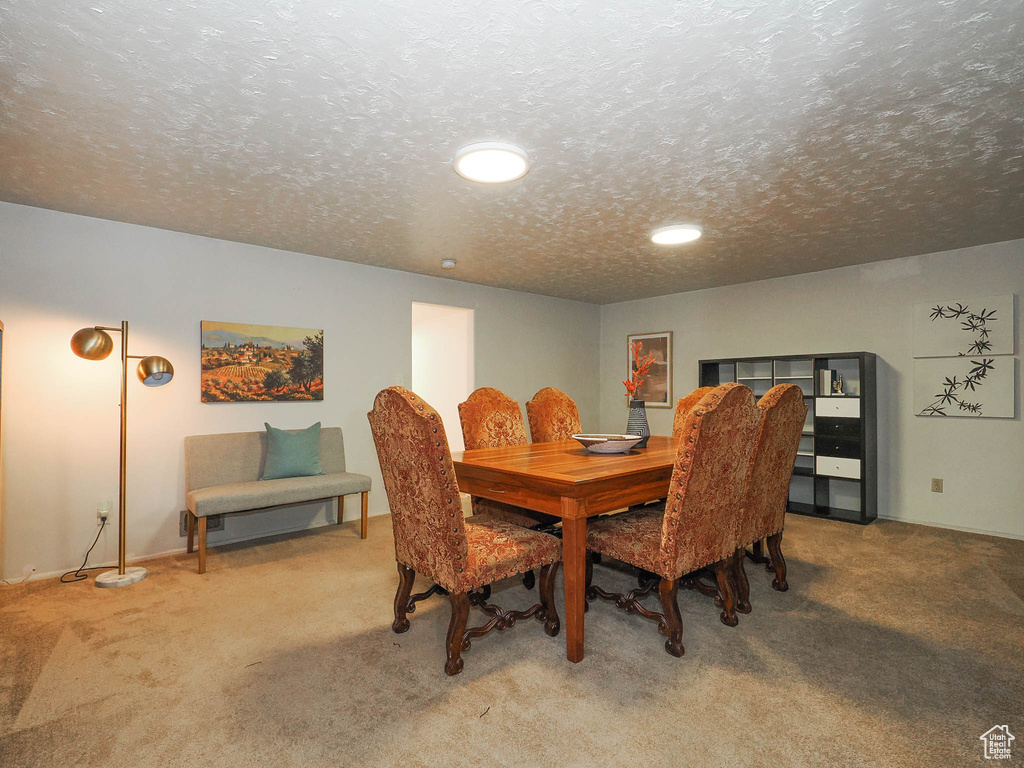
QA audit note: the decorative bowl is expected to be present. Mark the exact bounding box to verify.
[572,434,644,454]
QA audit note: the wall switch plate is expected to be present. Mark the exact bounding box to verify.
[179,511,224,536]
[931,478,943,493]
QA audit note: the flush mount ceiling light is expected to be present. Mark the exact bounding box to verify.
[650,224,703,245]
[454,142,530,183]
[441,258,457,269]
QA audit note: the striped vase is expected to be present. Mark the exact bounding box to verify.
[626,400,650,448]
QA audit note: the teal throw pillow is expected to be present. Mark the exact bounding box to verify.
[262,422,325,480]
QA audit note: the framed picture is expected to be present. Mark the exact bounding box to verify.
[201,321,324,403]
[914,356,1015,418]
[627,331,672,407]
[912,294,1013,358]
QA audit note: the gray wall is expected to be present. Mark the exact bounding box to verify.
[0,202,600,580]
[599,239,1024,538]
[2,198,1022,580]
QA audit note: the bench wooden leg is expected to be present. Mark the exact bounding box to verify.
[336,495,344,525]
[360,491,368,539]
[186,511,195,554]
[198,516,207,574]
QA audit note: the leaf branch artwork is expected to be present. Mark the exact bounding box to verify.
[918,358,993,416]
[917,302,998,417]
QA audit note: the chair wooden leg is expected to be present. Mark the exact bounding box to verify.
[186,511,195,554]
[767,531,788,591]
[336,495,344,525]
[733,549,752,614]
[539,562,561,637]
[393,563,415,633]
[584,553,592,613]
[444,592,471,676]
[658,577,684,657]
[714,559,738,627]
[522,569,535,590]
[197,516,207,574]
[360,491,369,539]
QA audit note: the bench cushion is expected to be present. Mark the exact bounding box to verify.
[187,471,371,517]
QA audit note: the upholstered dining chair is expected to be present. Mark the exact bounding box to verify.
[459,387,560,531]
[672,386,714,437]
[526,387,582,443]
[732,384,807,613]
[585,383,760,656]
[368,386,561,676]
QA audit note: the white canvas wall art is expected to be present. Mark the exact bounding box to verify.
[914,357,1015,418]
[913,294,1014,358]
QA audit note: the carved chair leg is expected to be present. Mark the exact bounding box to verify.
[393,563,415,633]
[767,531,788,591]
[637,568,658,588]
[444,592,471,676]
[522,569,536,590]
[733,549,752,614]
[714,559,739,627]
[659,577,684,657]
[538,562,561,636]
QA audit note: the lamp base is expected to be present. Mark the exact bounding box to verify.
[95,566,147,588]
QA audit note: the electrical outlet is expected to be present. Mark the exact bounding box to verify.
[179,511,224,536]
[931,478,943,493]
[97,501,111,526]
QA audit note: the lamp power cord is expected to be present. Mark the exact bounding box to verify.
[60,517,109,583]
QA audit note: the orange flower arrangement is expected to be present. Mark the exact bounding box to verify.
[623,340,656,400]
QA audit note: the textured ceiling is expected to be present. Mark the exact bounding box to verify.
[1,0,1022,304]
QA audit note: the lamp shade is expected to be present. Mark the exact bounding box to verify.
[137,356,174,387]
[71,327,114,360]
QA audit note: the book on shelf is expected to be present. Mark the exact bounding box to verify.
[818,369,836,396]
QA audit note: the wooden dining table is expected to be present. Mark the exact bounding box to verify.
[451,435,679,663]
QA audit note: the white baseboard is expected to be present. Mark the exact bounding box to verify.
[877,513,1024,541]
[15,513,380,584]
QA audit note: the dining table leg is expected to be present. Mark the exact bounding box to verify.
[560,498,587,663]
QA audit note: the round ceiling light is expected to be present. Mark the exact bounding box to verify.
[454,142,530,183]
[441,258,457,269]
[651,224,703,245]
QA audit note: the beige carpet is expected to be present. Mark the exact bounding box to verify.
[1,514,1022,767]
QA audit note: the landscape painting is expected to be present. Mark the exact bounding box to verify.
[201,321,323,403]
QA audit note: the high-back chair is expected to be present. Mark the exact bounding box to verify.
[672,386,714,437]
[585,383,760,656]
[526,387,582,443]
[368,387,561,676]
[458,387,559,530]
[732,384,807,611]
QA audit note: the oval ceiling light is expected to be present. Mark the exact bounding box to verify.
[650,224,703,245]
[441,258,457,269]
[454,142,530,183]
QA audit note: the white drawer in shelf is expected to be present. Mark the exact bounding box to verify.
[816,456,861,480]
[815,397,860,418]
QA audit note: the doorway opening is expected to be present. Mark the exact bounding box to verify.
[411,303,474,452]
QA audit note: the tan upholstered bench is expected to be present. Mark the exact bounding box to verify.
[184,428,371,573]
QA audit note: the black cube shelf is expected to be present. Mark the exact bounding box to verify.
[699,352,877,524]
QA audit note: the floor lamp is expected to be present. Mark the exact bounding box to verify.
[71,321,174,588]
